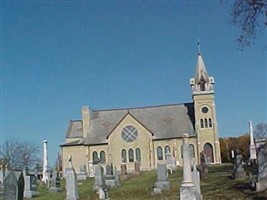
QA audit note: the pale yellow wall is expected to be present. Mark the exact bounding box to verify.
[108,114,153,171]
[61,145,87,174]
[193,94,221,163]
[153,137,198,167]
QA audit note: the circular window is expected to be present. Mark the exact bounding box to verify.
[201,106,209,114]
[121,125,138,142]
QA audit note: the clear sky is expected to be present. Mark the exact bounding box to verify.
[1,1,266,166]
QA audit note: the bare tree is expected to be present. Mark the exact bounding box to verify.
[254,123,267,140]
[0,139,41,170]
[231,0,267,49]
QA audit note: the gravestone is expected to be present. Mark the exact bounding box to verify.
[114,167,120,186]
[65,167,79,200]
[180,134,199,200]
[256,143,267,192]
[0,169,4,185]
[199,152,208,178]
[120,163,127,176]
[77,165,87,180]
[88,161,94,178]
[234,150,246,179]
[105,163,118,187]
[166,151,177,173]
[23,175,39,198]
[94,164,105,191]
[134,162,141,173]
[3,171,24,200]
[153,163,170,194]
[99,186,109,200]
[49,170,62,193]
[192,164,202,200]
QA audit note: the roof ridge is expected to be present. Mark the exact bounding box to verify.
[93,102,193,112]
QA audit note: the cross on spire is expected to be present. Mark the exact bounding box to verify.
[197,40,201,54]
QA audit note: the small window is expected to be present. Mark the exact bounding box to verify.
[200,119,204,128]
[204,118,208,128]
[92,151,98,164]
[121,149,127,163]
[129,148,134,162]
[189,144,195,158]
[209,118,212,127]
[164,145,171,160]
[100,151,106,164]
[136,148,141,162]
[157,146,163,160]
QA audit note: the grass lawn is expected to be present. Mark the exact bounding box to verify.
[2,164,267,199]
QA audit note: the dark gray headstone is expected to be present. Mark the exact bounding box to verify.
[49,170,62,193]
[134,162,141,173]
[120,164,127,176]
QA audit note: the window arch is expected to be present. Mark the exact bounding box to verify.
[100,151,106,164]
[92,151,98,164]
[157,146,163,160]
[209,118,212,127]
[164,145,171,160]
[204,118,208,128]
[200,119,204,128]
[121,149,127,163]
[129,148,134,162]
[189,144,195,158]
[135,148,141,162]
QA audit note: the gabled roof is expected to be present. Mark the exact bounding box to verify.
[66,120,83,138]
[63,103,196,146]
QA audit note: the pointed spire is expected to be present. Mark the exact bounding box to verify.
[195,53,209,86]
[190,44,215,93]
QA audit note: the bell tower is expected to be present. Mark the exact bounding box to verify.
[190,50,221,164]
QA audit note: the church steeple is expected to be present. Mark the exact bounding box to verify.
[190,52,214,94]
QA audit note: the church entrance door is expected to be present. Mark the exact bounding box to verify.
[203,143,214,163]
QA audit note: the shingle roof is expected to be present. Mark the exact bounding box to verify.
[63,103,196,146]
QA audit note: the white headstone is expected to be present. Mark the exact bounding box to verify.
[42,140,49,183]
[180,134,199,200]
[65,167,79,200]
[249,121,257,160]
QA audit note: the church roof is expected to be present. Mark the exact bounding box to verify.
[62,103,196,146]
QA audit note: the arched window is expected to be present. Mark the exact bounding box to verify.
[135,148,141,162]
[92,151,98,164]
[209,118,212,127]
[100,151,106,164]
[157,146,163,160]
[189,144,195,158]
[204,118,208,128]
[164,145,171,160]
[200,119,204,128]
[121,149,127,163]
[129,148,134,162]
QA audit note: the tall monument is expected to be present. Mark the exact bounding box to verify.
[249,121,257,161]
[42,140,49,183]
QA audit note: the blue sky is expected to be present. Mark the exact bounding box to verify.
[1,1,266,166]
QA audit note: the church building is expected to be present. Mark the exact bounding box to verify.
[60,52,222,173]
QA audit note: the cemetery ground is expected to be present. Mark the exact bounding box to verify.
[1,163,267,200]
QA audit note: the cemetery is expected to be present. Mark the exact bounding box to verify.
[1,126,267,199]
[0,163,267,200]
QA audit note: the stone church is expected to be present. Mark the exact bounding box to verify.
[60,52,222,174]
